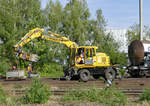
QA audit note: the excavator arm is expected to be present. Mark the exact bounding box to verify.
[42,31,77,48]
[14,28,77,62]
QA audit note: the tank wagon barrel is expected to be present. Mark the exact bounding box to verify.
[127,40,150,77]
[128,40,144,66]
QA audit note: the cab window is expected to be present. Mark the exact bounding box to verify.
[77,48,84,56]
[92,48,95,56]
[86,48,93,58]
[76,48,84,64]
[90,49,92,57]
[86,48,89,58]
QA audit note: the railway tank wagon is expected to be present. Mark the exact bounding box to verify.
[128,40,150,77]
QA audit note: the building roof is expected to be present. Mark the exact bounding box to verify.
[142,40,150,44]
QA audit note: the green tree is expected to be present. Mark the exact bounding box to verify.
[126,24,150,44]
[0,0,46,68]
[85,9,127,65]
[62,0,90,45]
[40,0,91,75]
[0,0,128,76]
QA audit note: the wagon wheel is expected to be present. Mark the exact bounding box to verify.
[104,68,116,81]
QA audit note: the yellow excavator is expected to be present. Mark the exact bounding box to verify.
[14,28,117,81]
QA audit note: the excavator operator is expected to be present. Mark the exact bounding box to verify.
[77,49,84,64]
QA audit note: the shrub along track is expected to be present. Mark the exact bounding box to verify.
[0,78,150,96]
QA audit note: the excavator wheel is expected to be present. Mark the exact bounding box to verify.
[79,69,90,82]
[104,68,116,81]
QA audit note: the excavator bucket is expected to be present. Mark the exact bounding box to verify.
[29,54,38,62]
[18,52,38,62]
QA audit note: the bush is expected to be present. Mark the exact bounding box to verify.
[62,87,127,106]
[0,59,11,76]
[20,77,51,104]
[139,89,150,102]
[37,63,64,77]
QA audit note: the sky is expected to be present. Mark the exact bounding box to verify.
[41,0,150,29]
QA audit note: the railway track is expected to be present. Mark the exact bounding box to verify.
[1,77,150,88]
[53,89,143,96]
[1,77,150,97]
[8,89,143,96]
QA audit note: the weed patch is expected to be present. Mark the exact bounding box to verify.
[13,84,23,89]
[139,88,150,102]
[62,87,127,106]
[0,84,7,104]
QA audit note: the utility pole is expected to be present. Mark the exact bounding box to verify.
[139,0,143,40]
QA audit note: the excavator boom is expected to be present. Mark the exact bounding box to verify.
[14,28,44,48]
[14,28,77,62]
[41,31,77,48]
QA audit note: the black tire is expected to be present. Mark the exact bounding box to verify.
[63,67,72,80]
[93,75,100,79]
[79,69,90,82]
[129,70,140,78]
[104,68,116,81]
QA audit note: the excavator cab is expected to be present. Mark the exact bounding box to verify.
[69,46,97,68]
[69,46,110,69]
[76,47,96,65]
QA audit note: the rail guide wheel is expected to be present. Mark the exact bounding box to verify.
[105,68,116,81]
[93,75,100,79]
[79,69,90,82]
